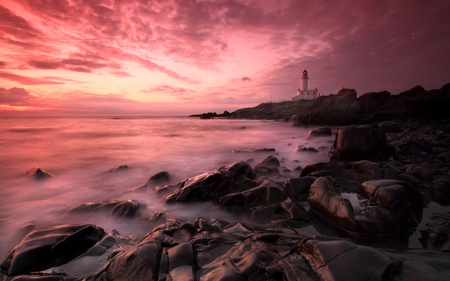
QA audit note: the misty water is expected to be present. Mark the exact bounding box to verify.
[0,116,335,260]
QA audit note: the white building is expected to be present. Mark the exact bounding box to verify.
[292,69,319,100]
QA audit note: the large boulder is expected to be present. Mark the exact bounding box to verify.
[164,161,255,203]
[68,199,141,219]
[308,177,360,232]
[1,224,105,276]
[358,180,423,228]
[329,125,395,161]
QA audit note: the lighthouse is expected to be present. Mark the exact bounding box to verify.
[292,69,319,101]
[300,69,308,91]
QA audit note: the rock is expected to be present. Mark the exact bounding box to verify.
[350,160,381,179]
[308,177,360,232]
[149,171,170,183]
[295,146,319,152]
[380,122,401,133]
[359,180,423,228]
[253,148,276,153]
[300,161,345,178]
[336,88,357,99]
[68,200,141,219]
[107,165,130,173]
[392,138,433,157]
[329,125,395,161]
[254,155,280,176]
[163,161,255,203]
[1,224,105,276]
[25,167,54,180]
[429,176,450,205]
[286,177,316,199]
[307,127,332,138]
[96,239,161,280]
[299,237,396,281]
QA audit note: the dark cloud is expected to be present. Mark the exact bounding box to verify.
[0,61,6,68]
[0,87,35,105]
[241,77,251,82]
[28,60,62,69]
[0,71,64,85]
[0,5,40,39]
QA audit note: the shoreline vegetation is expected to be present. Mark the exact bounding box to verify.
[2,83,450,280]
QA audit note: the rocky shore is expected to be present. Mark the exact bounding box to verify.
[231,83,450,125]
[2,83,450,280]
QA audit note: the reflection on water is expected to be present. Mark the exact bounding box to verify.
[0,116,334,259]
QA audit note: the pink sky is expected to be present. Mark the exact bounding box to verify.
[0,0,449,115]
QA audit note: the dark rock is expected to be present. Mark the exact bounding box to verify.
[107,165,130,173]
[329,125,395,161]
[1,224,105,276]
[25,167,54,180]
[336,88,357,99]
[68,200,141,219]
[392,138,433,157]
[359,180,423,228]
[307,127,332,138]
[380,122,401,133]
[96,239,161,280]
[149,171,170,183]
[253,148,276,153]
[308,177,360,232]
[286,177,316,199]
[295,145,319,152]
[300,162,345,178]
[299,237,397,281]
[163,161,255,203]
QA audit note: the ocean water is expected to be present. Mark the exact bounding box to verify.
[0,116,334,259]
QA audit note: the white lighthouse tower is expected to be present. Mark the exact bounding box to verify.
[300,69,308,91]
[292,69,319,100]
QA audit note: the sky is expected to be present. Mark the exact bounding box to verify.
[0,0,449,115]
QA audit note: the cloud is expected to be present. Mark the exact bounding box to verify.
[0,61,6,68]
[143,85,196,100]
[0,87,35,105]
[241,77,251,82]
[0,71,64,85]
[0,5,40,39]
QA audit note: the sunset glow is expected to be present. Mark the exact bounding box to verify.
[1,0,449,115]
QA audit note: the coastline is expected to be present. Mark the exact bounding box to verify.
[2,84,450,280]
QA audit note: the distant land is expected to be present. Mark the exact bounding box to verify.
[192,82,450,125]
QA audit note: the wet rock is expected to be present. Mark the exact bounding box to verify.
[329,125,395,161]
[307,127,332,138]
[300,162,345,178]
[299,237,397,281]
[359,180,423,228]
[25,167,54,180]
[107,165,130,173]
[68,200,141,219]
[350,160,381,179]
[295,145,319,152]
[96,239,161,280]
[254,155,280,176]
[286,177,316,200]
[308,177,360,232]
[1,224,105,276]
[149,171,170,182]
[253,148,276,153]
[392,138,433,157]
[163,161,255,203]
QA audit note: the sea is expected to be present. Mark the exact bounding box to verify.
[0,116,334,259]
